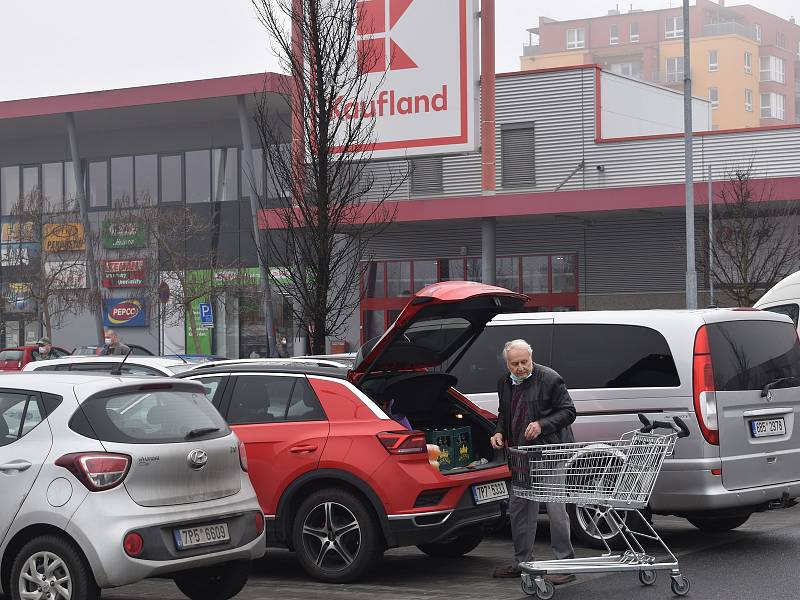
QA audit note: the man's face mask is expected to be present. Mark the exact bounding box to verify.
[38,346,46,353]
[104,337,112,345]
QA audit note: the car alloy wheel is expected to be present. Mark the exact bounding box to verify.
[12,535,99,600]
[302,501,362,570]
[18,550,72,600]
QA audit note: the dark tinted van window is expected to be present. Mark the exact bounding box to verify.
[763,304,799,328]
[552,324,679,389]
[707,320,800,391]
[445,323,553,394]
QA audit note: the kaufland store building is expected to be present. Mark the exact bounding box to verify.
[1,7,800,355]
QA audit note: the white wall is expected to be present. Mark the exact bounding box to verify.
[600,71,711,139]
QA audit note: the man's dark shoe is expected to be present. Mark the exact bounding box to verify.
[545,574,577,585]
[492,565,522,578]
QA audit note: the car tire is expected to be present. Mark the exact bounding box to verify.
[173,560,250,600]
[687,513,751,532]
[11,535,99,600]
[291,487,383,583]
[416,525,484,557]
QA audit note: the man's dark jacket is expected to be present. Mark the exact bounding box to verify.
[494,364,576,447]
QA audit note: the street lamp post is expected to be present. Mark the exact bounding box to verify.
[683,0,698,309]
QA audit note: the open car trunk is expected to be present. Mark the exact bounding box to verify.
[361,372,504,473]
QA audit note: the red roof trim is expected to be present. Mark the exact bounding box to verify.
[496,63,599,78]
[0,73,289,121]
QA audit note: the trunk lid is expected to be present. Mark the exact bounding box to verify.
[706,318,800,490]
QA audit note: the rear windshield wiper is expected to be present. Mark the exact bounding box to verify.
[760,377,800,397]
[185,426,220,439]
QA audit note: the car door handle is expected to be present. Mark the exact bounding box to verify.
[0,460,32,473]
[289,444,318,454]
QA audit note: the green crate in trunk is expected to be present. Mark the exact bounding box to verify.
[424,426,473,471]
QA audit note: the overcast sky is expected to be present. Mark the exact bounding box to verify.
[0,0,796,102]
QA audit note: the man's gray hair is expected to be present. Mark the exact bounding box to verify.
[503,339,533,359]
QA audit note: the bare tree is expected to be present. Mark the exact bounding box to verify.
[251,0,405,354]
[704,165,800,306]
[4,190,95,340]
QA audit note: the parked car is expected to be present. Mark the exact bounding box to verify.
[178,281,527,583]
[23,355,204,376]
[753,270,800,330]
[442,308,800,547]
[0,345,71,371]
[291,352,357,368]
[0,373,265,600]
[72,343,154,356]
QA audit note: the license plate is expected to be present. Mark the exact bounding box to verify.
[750,417,786,438]
[472,480,509,505]
[174,522,230,550]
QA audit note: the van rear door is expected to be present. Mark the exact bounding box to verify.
[707,318,800,491]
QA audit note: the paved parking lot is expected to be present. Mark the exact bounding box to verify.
[103,507,800,600]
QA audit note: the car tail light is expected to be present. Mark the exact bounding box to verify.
[377,431,427,455]
[123,532,144,557]
[693,326,719,445]
[255,511,265,535]
[56,453,131,491]
[238,440,249,472]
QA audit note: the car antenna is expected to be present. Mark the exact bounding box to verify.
[110,347,134,376]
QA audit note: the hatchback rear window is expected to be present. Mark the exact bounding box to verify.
[70,388,230,443]
[707,320,800,391]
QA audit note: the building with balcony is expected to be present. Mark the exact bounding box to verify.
[521,0,800,130]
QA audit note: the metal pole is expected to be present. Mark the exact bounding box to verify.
[481,218,496,285]
[708,165,714,307]
[683,0,697,309]
[66,112,106,344]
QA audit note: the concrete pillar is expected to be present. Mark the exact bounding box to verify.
[481,217,496,285]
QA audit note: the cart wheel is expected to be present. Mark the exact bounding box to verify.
[520,574,537,596]
[535,581,555,600]
[670,575,690,596]
[638,570,657,586]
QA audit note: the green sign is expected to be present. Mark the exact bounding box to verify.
[102,219,146,249]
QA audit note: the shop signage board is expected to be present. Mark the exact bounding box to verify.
[102,259,147,288]
[1,222,36,243]
[334,0,478,158]
[102,219,147,249]
[103,298,147,327]
[0,243,40,267]
[43,223,85,253]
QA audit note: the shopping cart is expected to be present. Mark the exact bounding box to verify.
[509,414,691,599]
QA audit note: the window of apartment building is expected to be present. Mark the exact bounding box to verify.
[629,22,639,42]
[776,31,785,49]
[709,87,719,109]
[745,88,753,112]
[501,122,536,189]
[610,61,641,77]
[110,156,133,205]
[410,156,443,196]
[708,50,718,71]
[566,28,585,49]
[666,57,684,83]
[761,92,786,120]
[744,51,752,73]
[754,24,761,42]
[760,55,785,83]
[88,160,108,208]
[609,24,619,45]
[135,154,158,204]
[665,16,683,39]
[160,155,182,203]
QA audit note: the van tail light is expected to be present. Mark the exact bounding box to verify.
[56,453,131,491]
[377,431,428,455]
[693,326,719,445]
[238,440,249,472]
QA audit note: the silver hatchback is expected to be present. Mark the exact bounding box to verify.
[0,374,265,600]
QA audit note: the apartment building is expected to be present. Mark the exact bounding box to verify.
[521,0,800,129]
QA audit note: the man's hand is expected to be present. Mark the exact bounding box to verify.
[490,432,505,449]
[524,421,542,441]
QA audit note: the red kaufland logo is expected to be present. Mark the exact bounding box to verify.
[356,0,417,73]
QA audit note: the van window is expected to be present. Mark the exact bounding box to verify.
[552,324,680,389]
[762,304,799,328]
[707,320,800,391]
[444,323,553,394]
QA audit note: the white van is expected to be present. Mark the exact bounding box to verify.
[444,309,800,547]
[753,271,800,330]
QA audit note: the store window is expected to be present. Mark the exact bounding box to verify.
[363,262,385,298]
[413,260,437,292]
[213,148,238,202]
[552,255,576,292]
[42,163,63,213]
[1,166,19,215]
[438,258,464,281]
[363,310,385,341]
[386,261,412,297]
[496,256,520,291]
[135,154,158,204]
[160,155,182,203]
[241,147,264,199]
[64,162,78,207]
[22,166,39,202]
[89,160,108,208]
[185,150,211,203]
[111,156,133,205]
[522,255,548,293]
[466,257,482,282]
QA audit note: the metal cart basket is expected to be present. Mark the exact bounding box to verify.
[509,414,691,599]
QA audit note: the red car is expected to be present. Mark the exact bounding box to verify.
[180,281,526,582]
[0,345,70,371]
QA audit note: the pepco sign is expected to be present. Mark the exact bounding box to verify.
[103,298,146,327]
[337,0,477,158]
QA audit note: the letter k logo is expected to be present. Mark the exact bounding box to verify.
[356,0,417,74]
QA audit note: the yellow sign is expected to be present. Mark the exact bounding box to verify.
[1,222,35,242]
[44,223,85,253]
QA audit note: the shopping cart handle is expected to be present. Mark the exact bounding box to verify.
[672,416,690,438]
[638,413,690,438]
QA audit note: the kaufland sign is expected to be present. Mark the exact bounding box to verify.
[337,0,478,158]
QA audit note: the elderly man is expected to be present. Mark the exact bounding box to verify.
[104,329,131,356]
[491,339,577,584]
